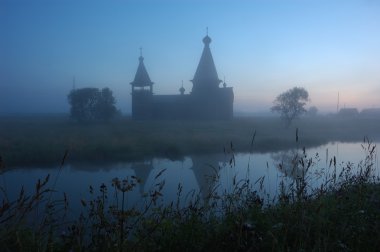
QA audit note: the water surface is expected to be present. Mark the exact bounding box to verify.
[2,141,378,216]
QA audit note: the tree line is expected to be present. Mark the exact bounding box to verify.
[67,85,314,125]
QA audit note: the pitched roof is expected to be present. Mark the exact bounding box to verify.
[192,35,221,90]
[130,56,153,87]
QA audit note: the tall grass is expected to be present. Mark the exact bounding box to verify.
[1,136,379,251]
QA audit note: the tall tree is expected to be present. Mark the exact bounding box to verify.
[95,88,118,121]
[271,87,309,126]
[68,87,118,122]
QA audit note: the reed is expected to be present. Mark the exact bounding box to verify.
[0,136,379,251]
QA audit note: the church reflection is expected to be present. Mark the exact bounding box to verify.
[128,154,231,202]
[271,149,307,181]
[130,161,154,195]
[190,154,230,199]
[67,150,301,203]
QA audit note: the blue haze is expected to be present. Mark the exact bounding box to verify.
[1,0,380,114]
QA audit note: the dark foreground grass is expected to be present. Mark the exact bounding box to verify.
[1,114,380,167]
[1,140,379,251]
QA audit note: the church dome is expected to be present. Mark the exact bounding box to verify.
[202,35,211,45]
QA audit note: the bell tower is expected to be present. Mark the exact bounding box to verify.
[130,48,154,119]
[130,48,154,93]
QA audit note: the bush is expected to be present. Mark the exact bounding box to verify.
[67,87,119,122]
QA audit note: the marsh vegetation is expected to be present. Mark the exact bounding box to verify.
[1,115,379,250]
[1,138,379,251]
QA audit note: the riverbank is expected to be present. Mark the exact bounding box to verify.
[1,114,379,167]
[1,143,379,251]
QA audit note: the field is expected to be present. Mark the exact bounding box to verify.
[1,114,380,251]
[0,114,379,167]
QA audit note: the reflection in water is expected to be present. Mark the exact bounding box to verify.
[271,149,304,180]
[131,161,153,194]
[127,154,232,205]
[189,154,230,200]
[2,142,378,216]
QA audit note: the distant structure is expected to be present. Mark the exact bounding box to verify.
[130,34,234,120]
[338,108,359,117]
[337,92,340,113]
[360,108,380,117]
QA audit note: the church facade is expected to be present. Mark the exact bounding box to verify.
[130,34,234,120]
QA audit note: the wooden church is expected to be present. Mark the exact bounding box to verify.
[130,34,234,120]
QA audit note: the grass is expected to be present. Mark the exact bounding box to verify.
[1,114,379,167]
[0,137,379,251]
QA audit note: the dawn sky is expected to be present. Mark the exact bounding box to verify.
[1,0,379,115]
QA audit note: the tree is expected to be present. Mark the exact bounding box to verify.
[96,88,118,121]
[271,87,309,126]
[67,87,118,122]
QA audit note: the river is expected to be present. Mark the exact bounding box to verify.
[1,141,378,217]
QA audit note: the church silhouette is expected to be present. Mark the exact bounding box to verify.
[130,34,234,120]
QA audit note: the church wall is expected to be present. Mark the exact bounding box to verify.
[132,90,152,120]
[132,88,233,120]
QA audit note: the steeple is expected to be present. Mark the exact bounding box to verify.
[179,80,185,95]
[191,31,221,93]
[130,47,154,91]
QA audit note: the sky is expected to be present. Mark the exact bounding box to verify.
[1,0,380,115]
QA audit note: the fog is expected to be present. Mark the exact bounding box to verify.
[2,2,380,249]
[1,0,380,116]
